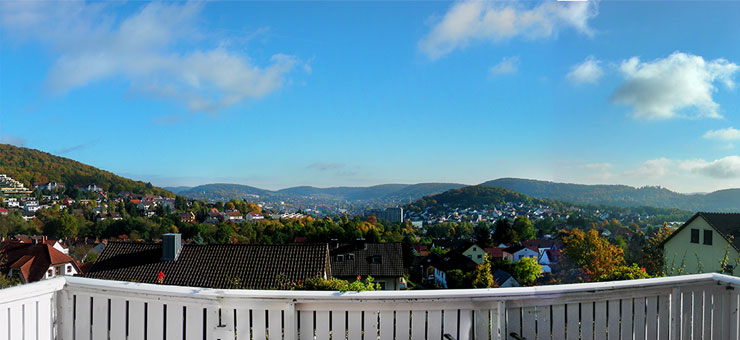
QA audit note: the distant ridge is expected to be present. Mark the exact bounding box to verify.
[481,178,740,212]
[175,182,466,202]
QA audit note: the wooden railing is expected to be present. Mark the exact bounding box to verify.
[1,273,739,340]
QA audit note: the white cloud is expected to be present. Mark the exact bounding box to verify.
[489,56,519,75]
[611,52,739,120]
[0,2,301,113]
[418,0,597,60]
[566,56,604,85]
[624,158,673,179]
[704,127,740,141]
[680,156,740,179]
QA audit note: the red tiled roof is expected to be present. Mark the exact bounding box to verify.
[485,247,504,259]
[2,243,76,283]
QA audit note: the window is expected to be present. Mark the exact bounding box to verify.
[704,230,713,245]
[47,269,53,277]
[371,255,382,264]
[67,265,72,273]
[347,254,354,261]
[336,255,344,263]
[477,254,482,259]
[691,229,700,243]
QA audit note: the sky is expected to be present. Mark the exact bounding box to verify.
[2,0,740,193]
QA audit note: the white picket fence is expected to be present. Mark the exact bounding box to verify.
[0,273,739,340]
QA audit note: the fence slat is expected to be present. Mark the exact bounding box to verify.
[582,302,594,340]
[522,307,536,340]
[552,304,565,340]
[475,309,490,340]
[537,306,551,340]
[74,294,91,340]
[646,296,658,340]
[634,297,646,340]
[9,303,21,340]
[658,294,670,340]
[594,301,607,340]
[347,311,362,340]
[566,303,579,340]
[365,310,379,340]
[332,310,347,340]
[445,309,460,340]
[23,300,37,340]
[37,295,52,340]
[711,289,722,340]
[109,298,126,340]
[253,309,267,340]
[380,311,394,340]
[620,299,633,340]
[316,311,330,340]
[91,296,107,340]
[236,308,250,340]
[607,300,619,340]
[412,310,426,340]
[146,301,164,340]
[459,309,473,340]
[299,310,313,340]
[681,291,692,340]
[428,310,442,340]
[268,309,281,340]
[166,304,184,340]
[507,308,521,340]
[728,291,739,340]
[691,290,702,340]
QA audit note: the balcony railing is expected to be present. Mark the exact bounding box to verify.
[0,273,738,340]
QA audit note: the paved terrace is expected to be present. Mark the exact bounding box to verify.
[0,273,738,340]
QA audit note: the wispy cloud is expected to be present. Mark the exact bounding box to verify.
[489,56,519,75]
[704,127,740,141]
[611,52,739,120]
[307,162,345,171]
[680,156,740,179]
[566,56,604,85]
[419,0,598,60]
[0,2,304,114]
[55,138,101,155]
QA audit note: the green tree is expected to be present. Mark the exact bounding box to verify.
[474,223,492,247]
[511,257,543,286]
[512,216,536,241]
[469,254,495,288]
[493,218,518,245]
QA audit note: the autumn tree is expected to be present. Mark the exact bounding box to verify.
[560,229,626,282]
[469,254,496,288]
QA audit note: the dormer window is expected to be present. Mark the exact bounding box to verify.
[371,255,382,264]
[336,255,344,263]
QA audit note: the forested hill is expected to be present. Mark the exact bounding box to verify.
[406,186,561,213]
[0,144,173,197]
[481,178,740,212]
[405,185,692,222]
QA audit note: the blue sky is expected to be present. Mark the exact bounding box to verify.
[2,1,740,192]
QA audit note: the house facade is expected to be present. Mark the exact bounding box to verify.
[663,212,740,275]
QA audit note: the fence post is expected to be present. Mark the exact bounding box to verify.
[56,287,74,340]
[285,301,297,340]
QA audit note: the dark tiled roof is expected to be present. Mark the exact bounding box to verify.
[424,251,478,272]
[493,269,516,286]
[86,242,330,289]
[662,212,740,251]
[329,242,403,278]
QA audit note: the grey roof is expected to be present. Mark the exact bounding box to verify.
[329,242,404,278]
[493,269,514,286]
[86,242,331,289]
